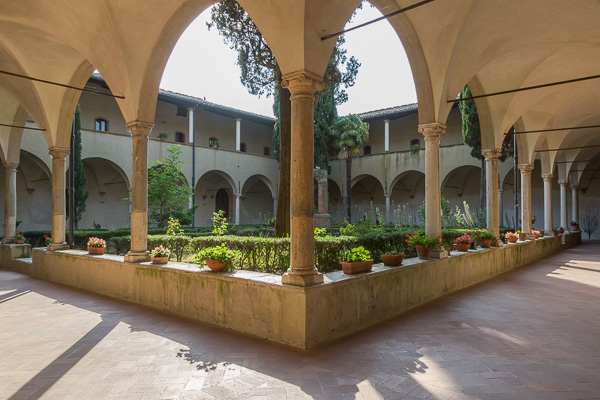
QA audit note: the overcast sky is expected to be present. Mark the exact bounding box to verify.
[160,4,417,118]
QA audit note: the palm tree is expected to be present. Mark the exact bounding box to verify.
[332,114,369,222]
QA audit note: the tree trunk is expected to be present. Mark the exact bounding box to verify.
[275,81,291,237]
[346,155,352,223]
[480,157,486,211]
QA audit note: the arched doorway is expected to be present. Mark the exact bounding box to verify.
[215,188,229,219]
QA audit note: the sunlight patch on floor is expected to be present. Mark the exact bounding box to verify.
[547,259,600,288]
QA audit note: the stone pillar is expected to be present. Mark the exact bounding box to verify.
[314,168,328,214]
[281,70,324,287]
[235,194,241,225]
[235,118,241,151]
[519,164,534,238]
[559,180,569,229]
[188,108,194,144]
[418,122,446,237]
[47,147,70,251]
[2,162,19,243]
[273,197,277,216]
[571,184,579,224]
[384,119,390,152]
[543,174,554,236]
[483,149,501,237]
[498,188,504,227]
[385,193,391,224]
[124,121,153,262]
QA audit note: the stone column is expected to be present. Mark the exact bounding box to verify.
[281,70,324,287]
[482,149,501,237]
[47,147,70,251]
[384,119,390,152]
[559,180,569,229]
[418,122,446,237]
[315,168,328,214]
[2,162,19,243]
[273,197,277,216]
[125,121,153,262]
[235,118,241,151]
[385,193,391,224]
[542,174,554,236]
[235,194,241,225]
[519,163,534,238]
[188,108,194,144]
[498,188,504,226]
[571,184,579,224]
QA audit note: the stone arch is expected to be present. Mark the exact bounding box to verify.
[350,174,385,224]
[388,170,425,224]
[195,170,236,226]
[441,165,482,209]
[240,174,275,224]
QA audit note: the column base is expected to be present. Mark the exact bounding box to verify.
[47,243,70,251]
[282,271,324,287]
[124,251,150,263]
[1,238,15,244]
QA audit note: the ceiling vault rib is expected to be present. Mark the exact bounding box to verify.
[0,70,125,99]
[321,0,436,41]
[449,74,600,103]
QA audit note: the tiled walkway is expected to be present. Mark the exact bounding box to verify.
[1,242,599,400]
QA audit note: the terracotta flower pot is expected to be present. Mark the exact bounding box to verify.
[341,259,374,274]
[415,245,431,259]
[454,243,470,252]
[205,259,231,272]
[518,233,527,241]
[507,237,518,243]
[88,246,105,255]
[14,239,25,244]
[479,239,492,248]
[151,256,169,264]
[382,254,403,267]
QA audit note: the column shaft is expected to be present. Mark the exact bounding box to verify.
[235,118,241,151]
[384,119,390,152]
[520,164,534,237]
[418,122,446,237]
[235,194,240,225]
[188,108,194,144]
[2,162,19,243]
[281,70,324,287]
[483,149,501,237]
[47,147,70,251]
[498,188,504,226]
[543,174,554,235]
[125,121,153,262]
[571,185,579,223]
[385,194,391,224]
[559,180,569,228]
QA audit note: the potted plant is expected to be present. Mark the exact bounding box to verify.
[381,247,404,267]
[265,217,275,230]
[209,138,219,149]
[505,232,518,243]
[532,229,542,239]
[14,232,25,244]
[158,132,168,141]
[538,228,545,237]
[194,244,238,272]
[405,232,441,259]
[341,246,373,274]
[516,230,527,241]
[43,234,51,247]
[150,245,171,264]
[557,226,565,235]
[570,221,579,231]
[475,229,495,248]
[87,236,106,255]
[453,234,472,252]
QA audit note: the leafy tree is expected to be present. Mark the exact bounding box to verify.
[208,0,360,236]
[458,86,513,208]
[332,114,369,222]
[67,104,88,229]
[147,145,194,228]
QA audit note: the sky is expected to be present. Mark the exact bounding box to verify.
[160,4,417,118]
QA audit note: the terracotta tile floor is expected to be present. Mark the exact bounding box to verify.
[1,241,599,400]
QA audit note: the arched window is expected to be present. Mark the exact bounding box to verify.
[363,146,371,155]
[175,132,185,143]
[263,147,270,156]
[209,137,219,148]
[240,142,247,152]
[95,118,108,132]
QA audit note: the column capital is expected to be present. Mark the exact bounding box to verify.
[281,70,324,96]
[235,118,241,123]
[418,122,446,137]
[48,146,70,160]
[558,179,569,185]
[498,188,504,193]
[482,148,502,160]
[571,184,579,190]
[519,163,534,173]
[542,173,554,182]
[126,120,153,137]
[3,161,19,171]
[384,119,390,124]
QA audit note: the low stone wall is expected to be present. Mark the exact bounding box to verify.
[0,233,581,349]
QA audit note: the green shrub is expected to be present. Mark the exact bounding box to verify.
[346,246,371,262]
